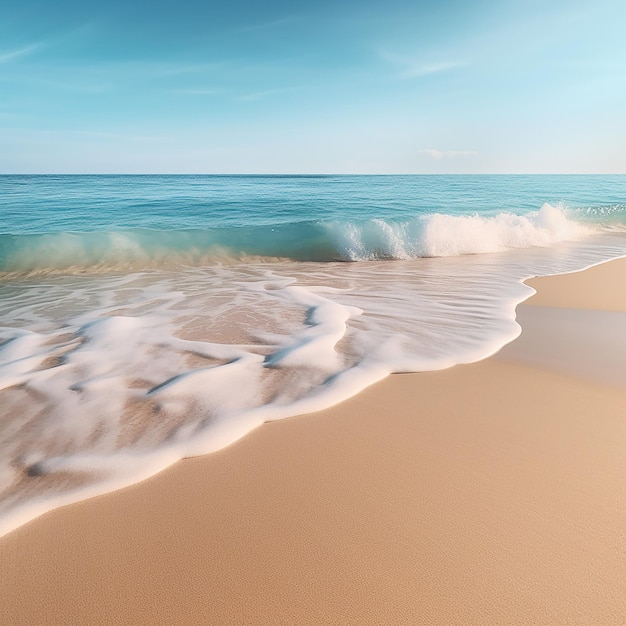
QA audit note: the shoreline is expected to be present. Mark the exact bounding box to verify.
[1,258,626,623]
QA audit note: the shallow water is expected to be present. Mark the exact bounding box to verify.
[1,175,625,537]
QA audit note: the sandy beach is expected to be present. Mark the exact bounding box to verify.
[1,258,625,625]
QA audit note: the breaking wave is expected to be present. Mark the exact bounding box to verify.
[0,204,592,275]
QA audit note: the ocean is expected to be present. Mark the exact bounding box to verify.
[1,174,625,537]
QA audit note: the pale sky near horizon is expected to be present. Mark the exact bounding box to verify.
[1,0,625,174]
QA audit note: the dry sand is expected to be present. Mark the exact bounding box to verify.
[1,259,626,625]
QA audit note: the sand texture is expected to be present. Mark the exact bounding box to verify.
[1,259,626,624]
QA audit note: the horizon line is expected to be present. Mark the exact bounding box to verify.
[2,172,625,177]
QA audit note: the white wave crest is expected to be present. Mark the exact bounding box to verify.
[326,203,591,260]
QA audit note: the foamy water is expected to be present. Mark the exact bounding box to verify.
[1,175,625,537]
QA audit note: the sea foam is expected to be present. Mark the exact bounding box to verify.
[326,203,589,260]
[1,228,626,538]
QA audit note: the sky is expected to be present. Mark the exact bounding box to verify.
[1,0,625,173]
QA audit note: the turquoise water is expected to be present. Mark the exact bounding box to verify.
[0,174,625,537]
[3,175,626,231]
[1,175,626,271]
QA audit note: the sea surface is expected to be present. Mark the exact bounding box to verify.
[1,174,625,537]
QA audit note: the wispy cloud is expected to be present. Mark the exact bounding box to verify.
[65,129,162,142]
[156,62,227,76]
[401,61,464,78]
[380,50,465,79]
[0,111,28,120]
[419,149,478,159]
[167,87,224,96]
[1,127,164,142]
[0,43,42,64]
[237,87,298,102]
[35,77,112,93]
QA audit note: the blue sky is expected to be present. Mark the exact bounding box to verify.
[1,0,625,173]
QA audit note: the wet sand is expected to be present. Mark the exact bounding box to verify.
[1,259,626,624]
